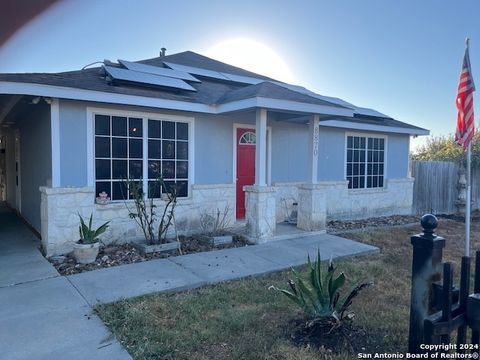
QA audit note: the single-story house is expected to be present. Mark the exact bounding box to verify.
[0,50,429,256]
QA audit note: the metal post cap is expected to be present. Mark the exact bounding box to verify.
[421,214,438,235]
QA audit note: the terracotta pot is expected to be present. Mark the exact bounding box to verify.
[73,242,100,264]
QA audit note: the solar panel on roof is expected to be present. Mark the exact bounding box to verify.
[118,60,201,82]
[164,61,266,85]
[221,73,263,85]
[103,66,196,91]
[163,62,231,81]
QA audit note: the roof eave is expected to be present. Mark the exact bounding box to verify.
[319,119,430,136]
[216,97,355,117]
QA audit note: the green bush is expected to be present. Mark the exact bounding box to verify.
[78,213,110,244]
[270,251,371,323]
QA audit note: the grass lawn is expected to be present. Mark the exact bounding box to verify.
[96,218,479,360]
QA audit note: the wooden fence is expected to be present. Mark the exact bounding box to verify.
[411,160,480,215]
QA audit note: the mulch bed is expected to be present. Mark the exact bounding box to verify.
[327,214,420,233]
[51,235,252,276]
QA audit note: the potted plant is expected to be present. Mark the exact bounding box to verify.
[73,213,110,264]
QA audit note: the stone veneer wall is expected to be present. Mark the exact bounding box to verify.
[40,184,235,257]
[272,182,301,223]
[273,178,414,222]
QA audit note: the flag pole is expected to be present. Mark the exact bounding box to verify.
[465,142,471,257]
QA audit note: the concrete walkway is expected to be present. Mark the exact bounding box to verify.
[0,204,379,359]
[0,203,131,360]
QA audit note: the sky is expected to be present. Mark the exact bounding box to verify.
[1,0,479,152]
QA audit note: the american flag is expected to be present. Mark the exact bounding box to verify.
[455,41,475,149]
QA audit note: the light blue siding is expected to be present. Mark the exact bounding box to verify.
[194,115,234,184]
[387,134,409,178]
[19,103,51,231]
[270,122,308,182]
[317,127,346,181]
[59,100,88,186]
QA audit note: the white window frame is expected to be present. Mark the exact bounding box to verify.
[87,107,194,200]
[344,132,388,190]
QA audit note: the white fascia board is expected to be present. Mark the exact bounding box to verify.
[0,81,214,113]
[216,97,355,117]
[319,119,430,136]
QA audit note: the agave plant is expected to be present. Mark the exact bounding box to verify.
[78,213,110,244]
[270,250,371,323]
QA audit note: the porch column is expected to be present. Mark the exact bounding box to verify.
[307,115,320,183]
[255,108,267,186]
[297,114,326,232]
[245,108,276,242]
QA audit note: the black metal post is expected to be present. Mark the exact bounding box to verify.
[408,214,445,353]
[457,256,471,350]
[471,250,480,346]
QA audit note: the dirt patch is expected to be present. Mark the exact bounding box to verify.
[51,234,252,276]
[289,318,370,354]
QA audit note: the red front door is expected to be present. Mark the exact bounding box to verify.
[236,128,256,219]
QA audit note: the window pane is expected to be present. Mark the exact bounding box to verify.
[112,160,127,180]
[353,137,359,148]
[379,164,384,175]
[129,160,142,179]
[95,181,111,198]
[360,137,365,148]
[373,164,378,175]
[177,122,188,140]
[373,151,379,162]
[112,138,127,158]
[95,159,110,180]
[162,161,175,179]
[112,116,127,136]
[359,163,365,175]
[148,120,161,139]
[347,177,353,189]
[373,177,378,187]
[368,150,373,162]
[352,177,359,188]
[359,177,365,188]
[148,181,161,198]
[176,180,188,197]
[95,137,110,158]
[379,177,384,187]
[129,118,143,137]
[353,151,359,162]
[176,161,188,178]
[95,115,110,135]
[347,164,352,176]
[367,164,372,175]
[353,163,359,175]
[347,136,353,148]
[112,181,128,200]
[368,138,373,149]
[347,149,352,162]
[129,139,143,158]
[359,150,365,161]
[373,138,379,150]
[379,151,384,162]
[379,138,385,150]
[367,176,372,188]
[148,140,161,159]
[162,140,175,159]
[162,121,175,139]
[177,142,188,160]
[163,180,176,194]
[148,160,161,179]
